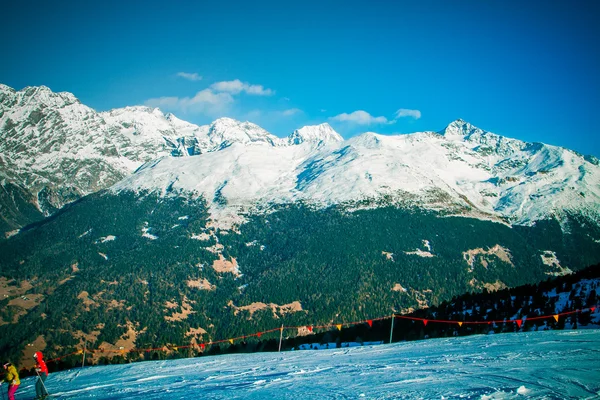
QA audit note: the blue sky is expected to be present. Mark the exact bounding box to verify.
[2,1,599,156]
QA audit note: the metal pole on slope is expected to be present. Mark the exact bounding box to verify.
[35,368,51,398]
[278,324,284,352]
[389,313,395,344]
[82,339,87,369]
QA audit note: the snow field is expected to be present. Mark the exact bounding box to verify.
[13,329,600,399]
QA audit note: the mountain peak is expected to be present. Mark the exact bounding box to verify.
[18,85,80,107]
[440,119,486,139]
[288,123,343,145]
[208,118,282,148]
[0,83,16,94]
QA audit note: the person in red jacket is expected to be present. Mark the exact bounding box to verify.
[33,352,49,399]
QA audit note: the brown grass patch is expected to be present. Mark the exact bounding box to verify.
[212,255,241,276]
[392,283,407,292]
[92,322,146,362]
[187,279,215,290]
[296,326,315,337]
[185,327,208,344]
[77,291,97,311]
[463,245,513,270]
[0,278,33,298]
[72,324,104,347]
[164,297,195,322]
[228,300,304,319]
[6,293,44,323]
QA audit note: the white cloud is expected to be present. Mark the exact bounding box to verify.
[176,72,203,81]
[281,108,302,116]
[145,89,233,115]
[395,108,421,119]
[330,110,390,125]
[210,79,274,96]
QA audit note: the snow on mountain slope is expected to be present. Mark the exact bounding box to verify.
[287,123,344,145]
[113,124,600,226]
[0,85,303,214]
[14,330,600,399]
[205,117,285,149]
[2,84,599,227]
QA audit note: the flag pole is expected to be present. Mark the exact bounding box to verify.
[389,313,395,344]
[278,324,284,352]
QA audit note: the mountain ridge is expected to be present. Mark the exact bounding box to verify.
[1,84,599,235]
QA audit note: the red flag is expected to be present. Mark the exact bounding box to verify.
[307,326,313,332]
[367,320,373,328]
[591,307,596,313]
[516,320,522,328]
[200,344,205,350]
[423,319,428,327]
[257,332,262,338]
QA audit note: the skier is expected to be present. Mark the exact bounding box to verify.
[34,351,49,399]
[1,362,20,400]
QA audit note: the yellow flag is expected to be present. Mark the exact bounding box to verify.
[553,315,559,322]
[458,322,463,327]
[336,324,342,331]
[76,349,83,355]
[229,339,234,344]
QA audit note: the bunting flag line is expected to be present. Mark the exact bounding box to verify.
[41,303,599,366]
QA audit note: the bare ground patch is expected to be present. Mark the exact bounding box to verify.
[212,255,241,277]
[185,327,208,344]
[72,324,104,348]
[463,244,513,271]
[187,278,215,291]
[92,322,146,362]
[164,297,196,322]
[0,278,33,298]
[392,283,407,292]
[228,300,304,319]
[77,291,97,311]
[4,293,44,324]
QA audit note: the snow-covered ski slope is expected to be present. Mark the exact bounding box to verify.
[15,330,600,399]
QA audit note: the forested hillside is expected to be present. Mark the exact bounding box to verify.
[1,191,599,372]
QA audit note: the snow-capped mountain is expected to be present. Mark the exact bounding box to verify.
[287,123,343,145]
[0,85,329,218]
[2,84,599,230]
[114,120,600,226]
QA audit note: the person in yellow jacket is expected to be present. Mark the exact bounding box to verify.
[2,362,20,400]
